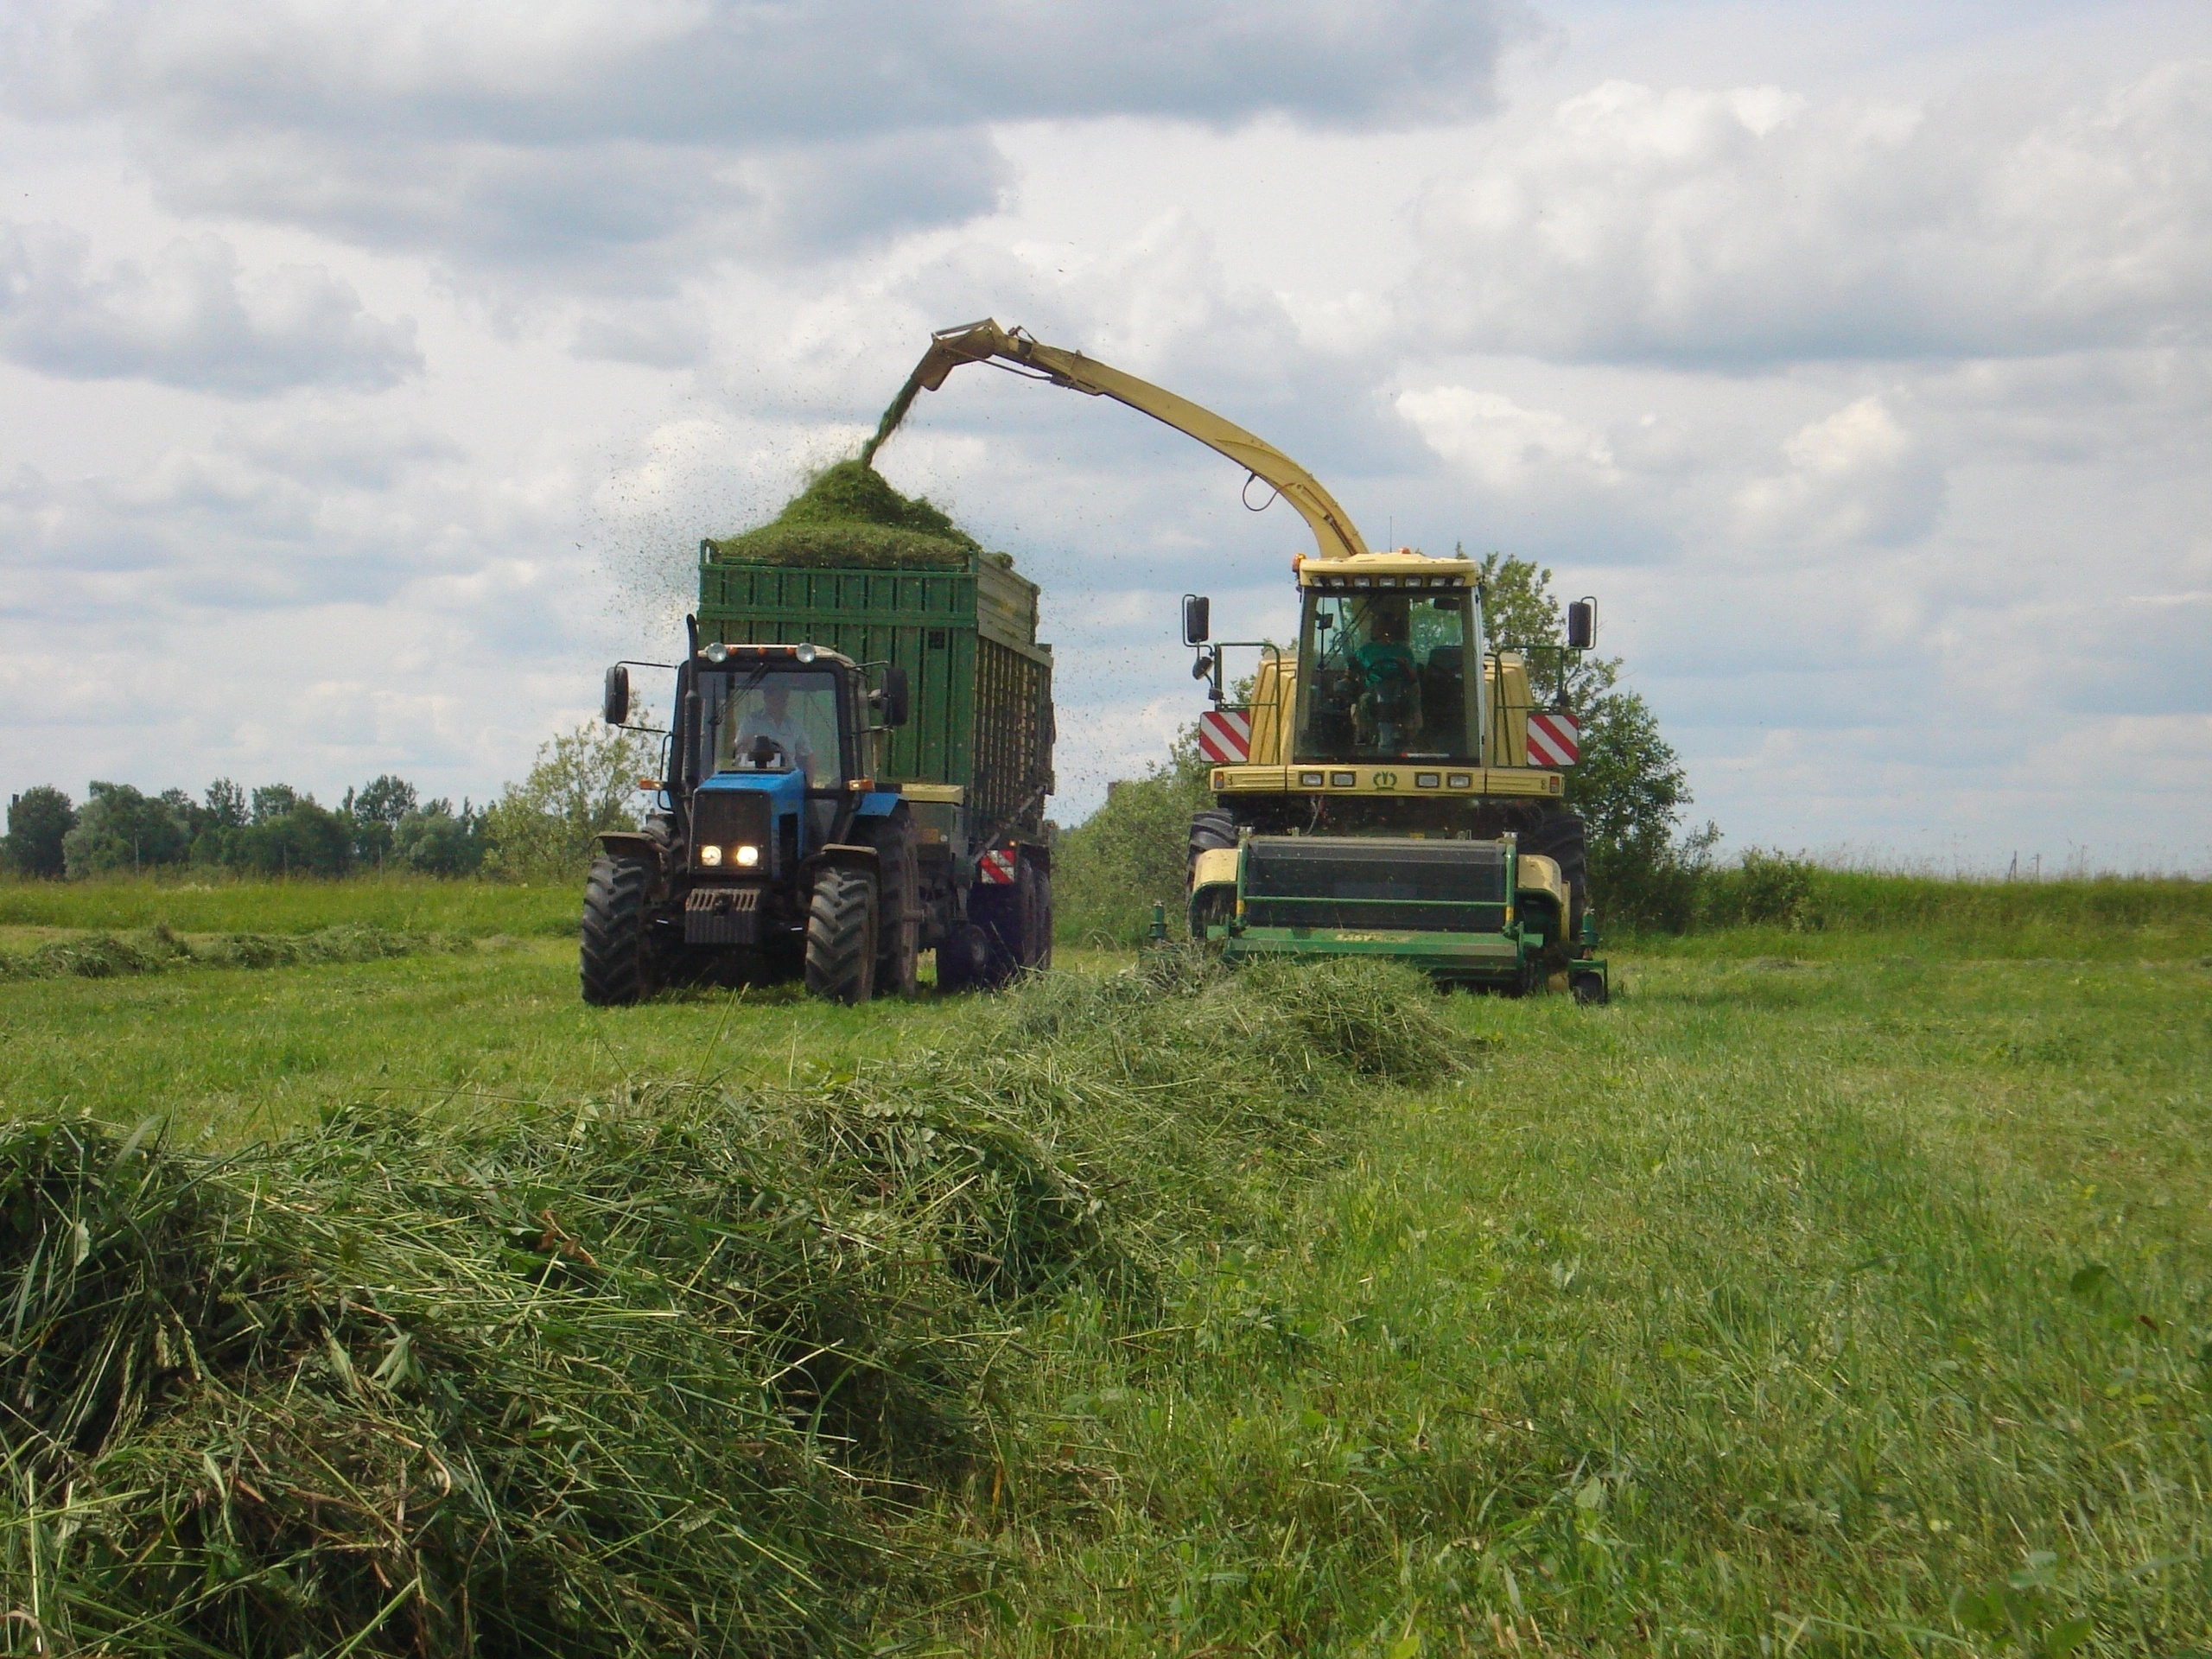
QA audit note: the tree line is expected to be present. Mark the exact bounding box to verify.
[2,778,484,880]
[3,718,661,884]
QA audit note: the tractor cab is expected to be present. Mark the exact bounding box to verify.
[688,646,869,875]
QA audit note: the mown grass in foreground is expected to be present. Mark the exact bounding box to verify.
[3,880,2207,1655]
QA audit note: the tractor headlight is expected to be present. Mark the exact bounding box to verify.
[795,641,817,664]
[703,641,729,663]
[698,844,723,867]
[734,844,760,868]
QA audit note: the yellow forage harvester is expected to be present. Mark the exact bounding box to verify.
[887,318,1608,1000]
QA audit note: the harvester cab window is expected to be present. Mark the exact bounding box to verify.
[1297,591,1471,761]
[704,669,844,787]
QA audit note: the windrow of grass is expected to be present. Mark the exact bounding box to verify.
[0,874,578,938]
[0,955,1454,1656]
[0,924,487,982]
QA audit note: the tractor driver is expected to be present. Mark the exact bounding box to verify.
[1351,599,1422,756]
[734,682,820,783]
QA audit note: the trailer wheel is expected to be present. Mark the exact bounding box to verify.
[1020,853,1052,971]
[805,867,878,1005]
[935,922,994,994]
[581,854,658,1006]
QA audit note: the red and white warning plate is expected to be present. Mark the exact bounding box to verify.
[1526,711,1581,767]
[978,847,1018,885]
[1197,709,1252,764]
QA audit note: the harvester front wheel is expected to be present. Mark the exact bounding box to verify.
[805,867,879,1005]
[1521,810,1589,938]
[581,854,659,1007]
[1188,809,1236,863]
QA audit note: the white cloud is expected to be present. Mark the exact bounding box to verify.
[4,0,1529,282]
[1731,395,1942,548]
[0,223,420,393]
[1402,63,2212,365]
[1395,385,1621,493]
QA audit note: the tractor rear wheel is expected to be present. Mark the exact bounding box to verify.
[804,867,878,1004]
[874,815,921,998]
[581,853,658,1006]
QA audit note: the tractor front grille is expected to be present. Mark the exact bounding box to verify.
[685,886,762,945]
[1243,836,1508,933]
[690,789,772,874]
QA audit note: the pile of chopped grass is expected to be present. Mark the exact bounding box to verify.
[0,924,474,981]
[705,461,1012,572]
[0,957,1455,1656]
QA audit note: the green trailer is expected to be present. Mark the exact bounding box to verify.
[696,542,1054,850]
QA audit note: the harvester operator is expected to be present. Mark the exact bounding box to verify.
[1351,600,1423,756]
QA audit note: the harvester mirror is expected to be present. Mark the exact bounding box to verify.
[1567,600,1595,651]
[1182,594,1211,645]
[602,664,631,727]
[879,664,911,728]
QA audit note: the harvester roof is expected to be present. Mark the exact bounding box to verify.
[1296,549,1478,589]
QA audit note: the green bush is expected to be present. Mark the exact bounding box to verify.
[481,721,658,880]
[1052,734,1213,946]
[61,782,191,877]
[3,785,74,878]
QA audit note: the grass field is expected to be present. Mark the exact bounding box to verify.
[0,879,2206,1655]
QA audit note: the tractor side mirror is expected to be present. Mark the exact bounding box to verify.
[1182,594,1211,645]
[1567,600,1595,651]
[879,664,911,728]
[602,664,631,727]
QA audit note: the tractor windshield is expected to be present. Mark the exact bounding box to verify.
[700,667,844,786]
[1294,590,1472,762]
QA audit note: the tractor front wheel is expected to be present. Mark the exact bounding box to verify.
[581,854,659,1006]
[805,866,879,1005]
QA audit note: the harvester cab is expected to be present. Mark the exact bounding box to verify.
[1185,551,1606,997]
[880,316,1609,1001]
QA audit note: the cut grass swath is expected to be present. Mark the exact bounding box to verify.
[0,957,1455,1656]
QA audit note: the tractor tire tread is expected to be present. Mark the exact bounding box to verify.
[805,867,878,1005]
[581,854,657,1007]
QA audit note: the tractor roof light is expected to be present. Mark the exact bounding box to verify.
[703,641,729,663]
[796,642,818,664]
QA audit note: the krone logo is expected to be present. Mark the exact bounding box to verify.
[1373,771,1397,788]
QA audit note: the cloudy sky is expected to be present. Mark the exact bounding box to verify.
[3,0,2207,871]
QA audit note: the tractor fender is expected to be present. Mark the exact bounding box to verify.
[597,830,663,861]
[803,842,880,880]
[593,830,673,904]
